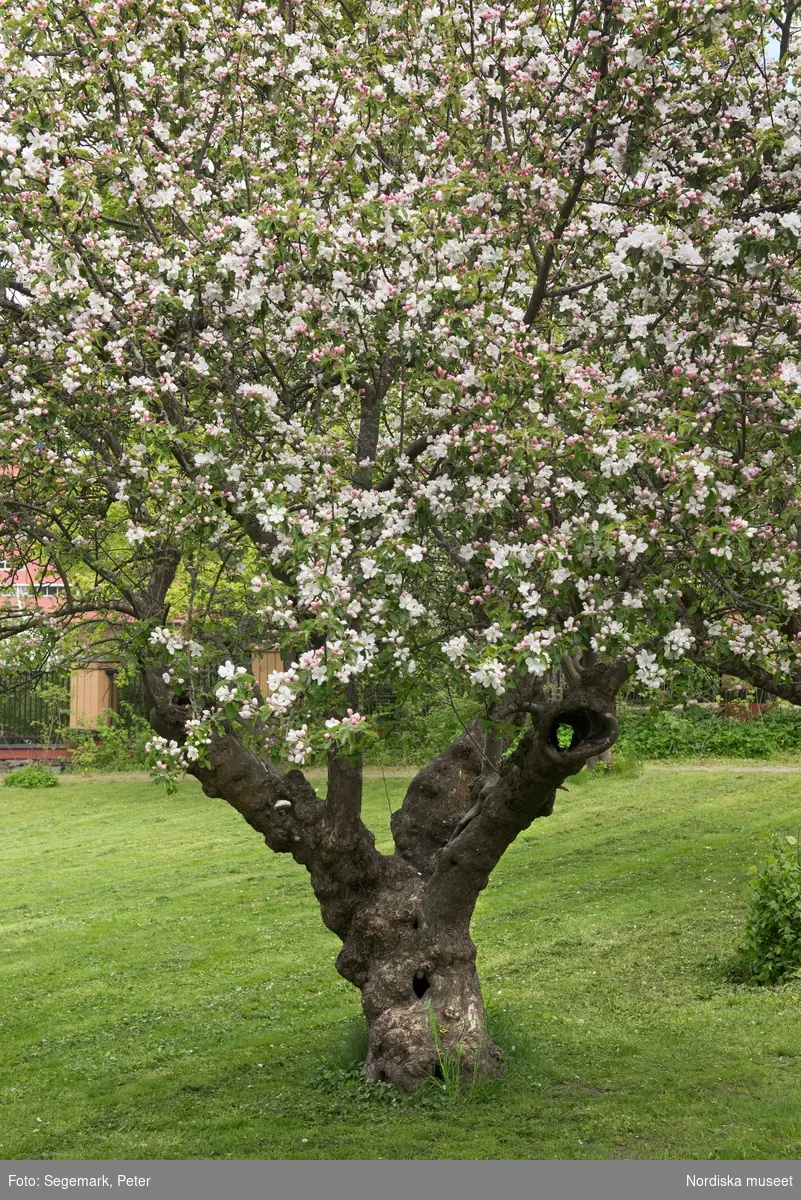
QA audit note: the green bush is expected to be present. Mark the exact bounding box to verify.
[738,834,801,985]
[365,695,801,767]
[361,693,801,767]
[616,704,801,761]
[67,709,151,773]
[3,764,60,789]
[366,683,482,766]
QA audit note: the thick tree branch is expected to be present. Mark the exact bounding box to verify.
[352,355,400,488]
[706,657,801,706]
[143,669,391,941]
[391,718,485,875]
[424,692,620,925]
[775,0,798,60]
[325,750,365,844]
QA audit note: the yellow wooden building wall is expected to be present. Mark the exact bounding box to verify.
[69,662,118,730]
[250,651,283,694]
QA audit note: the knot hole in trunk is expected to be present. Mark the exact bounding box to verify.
[548,707,613,753]
[413,971,430,999]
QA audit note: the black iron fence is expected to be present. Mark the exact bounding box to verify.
[0,661,736,752]
[0,671,71,745]
[116,673,149,731]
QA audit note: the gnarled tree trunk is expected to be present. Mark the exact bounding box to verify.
[145,659,624,1091]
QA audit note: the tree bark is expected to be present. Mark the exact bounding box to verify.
[143,663,622,1091]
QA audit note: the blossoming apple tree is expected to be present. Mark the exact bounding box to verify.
[1,0,800,1088]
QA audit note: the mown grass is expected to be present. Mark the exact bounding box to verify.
[1,767,800,1160]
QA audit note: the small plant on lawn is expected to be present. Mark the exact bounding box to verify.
[426,1002,496,1101]
[427,1002,465,1099]
[312,1018,397,1104]
[3,764,60,789]
[738,834,801,985]
[331,1015,369,1070]
[609,751,644,779]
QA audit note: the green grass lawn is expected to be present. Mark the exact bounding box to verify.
[1,767,800,1161]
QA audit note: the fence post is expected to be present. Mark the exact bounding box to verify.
[69,662,119,730]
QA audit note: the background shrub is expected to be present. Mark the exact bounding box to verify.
[66,708,151,774]
[3,765,60,789]
[738,834,801,985]
[366,682,482,766]
[364,696,801,766]
[611,704,801,761]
